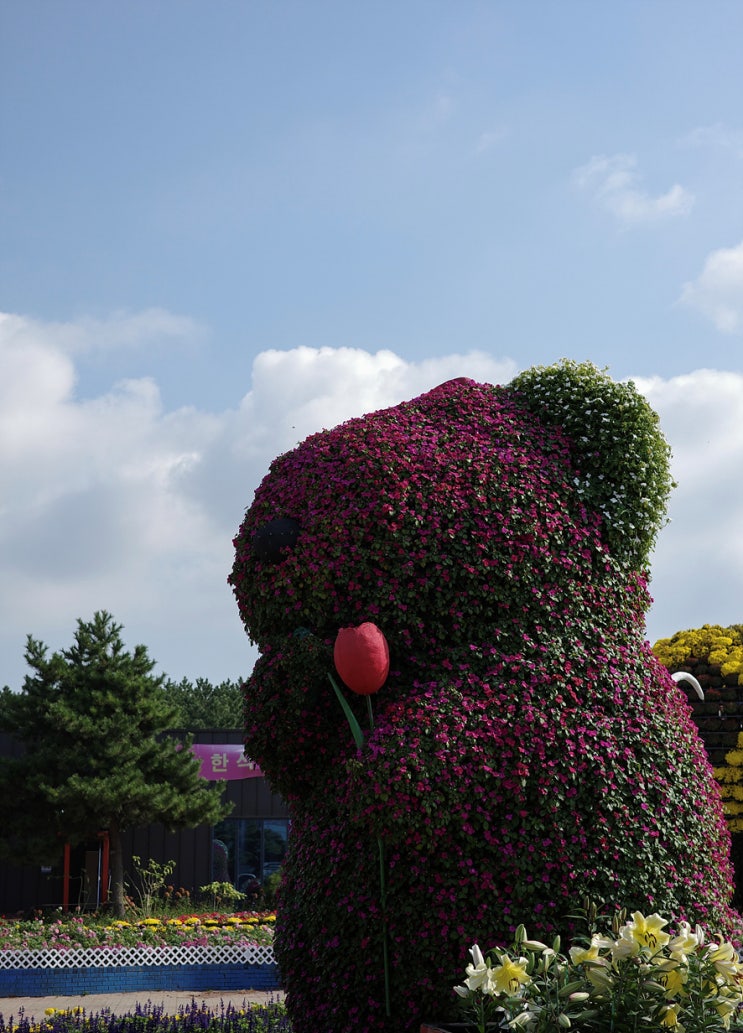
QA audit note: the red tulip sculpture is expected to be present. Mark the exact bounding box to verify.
[329,621,391,1017]
[334,622,390,695]
[329,622,389,747]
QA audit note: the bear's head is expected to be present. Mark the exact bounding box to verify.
[230,361,672,800]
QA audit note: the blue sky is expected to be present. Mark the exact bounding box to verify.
[1,1,742,689]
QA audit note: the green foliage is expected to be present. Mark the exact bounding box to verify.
[0,611,232,915]
[511,359,675,570]
[129,855,177,916]
[164,676,245,729]
[198,880,247,910]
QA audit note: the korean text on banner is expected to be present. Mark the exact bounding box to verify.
[191,743,263,781]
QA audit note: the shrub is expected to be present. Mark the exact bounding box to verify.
[198,881,247,911]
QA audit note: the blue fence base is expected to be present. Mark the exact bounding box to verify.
[0,962,280,997]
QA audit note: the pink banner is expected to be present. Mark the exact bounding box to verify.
[191,744,263,781]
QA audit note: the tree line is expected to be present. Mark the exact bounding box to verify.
[163,675,244,729]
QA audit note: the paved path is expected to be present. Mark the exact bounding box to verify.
[0,989,285,1022]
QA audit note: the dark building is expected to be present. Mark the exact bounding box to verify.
[0,730,289,915]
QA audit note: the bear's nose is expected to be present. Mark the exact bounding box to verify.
[252,517,301,563]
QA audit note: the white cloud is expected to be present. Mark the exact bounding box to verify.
[0,313,515,690]
[635,370,743,644]
[237,345,516,457]
[679,240,743,333]
[573,154,694,226]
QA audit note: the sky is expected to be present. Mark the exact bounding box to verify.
[1,1,742,691]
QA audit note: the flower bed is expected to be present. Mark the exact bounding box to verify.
[0,914,279,998]
[0,998,292,1032]
[0,913,275,951]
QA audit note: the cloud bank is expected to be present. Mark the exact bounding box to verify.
[1,310,741,690]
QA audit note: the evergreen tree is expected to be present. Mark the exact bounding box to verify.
[0,611,231,916]
[164,676,244,728]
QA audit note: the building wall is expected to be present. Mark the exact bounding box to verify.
[0,730,288,915]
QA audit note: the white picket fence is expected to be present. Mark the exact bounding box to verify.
[0,943,275,969]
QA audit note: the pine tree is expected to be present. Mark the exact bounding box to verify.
[0,611,231,916]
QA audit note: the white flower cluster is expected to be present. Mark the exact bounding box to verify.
[511,360,675,570]
[454,912,743,1032]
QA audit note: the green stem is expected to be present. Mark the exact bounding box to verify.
[377,835,391,1017]
[329,673,391,1017]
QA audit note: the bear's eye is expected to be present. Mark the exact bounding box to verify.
[252,517,301,564]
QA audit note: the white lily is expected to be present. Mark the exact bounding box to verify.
[464,943,490,992]
[667,921,700,958]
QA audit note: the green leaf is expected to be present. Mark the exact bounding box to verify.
[328,672,365,750]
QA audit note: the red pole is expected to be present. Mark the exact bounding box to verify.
[99,831,110,905]
[62,842,71,912]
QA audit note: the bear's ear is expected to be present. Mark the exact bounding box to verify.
[509,359,675,570]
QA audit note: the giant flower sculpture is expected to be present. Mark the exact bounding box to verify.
[229,360,739,1033]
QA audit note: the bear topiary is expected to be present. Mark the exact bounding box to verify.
[229,360,739,1033]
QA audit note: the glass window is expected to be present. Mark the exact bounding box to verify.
[262,820,289,879]
[212,818,289,898]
